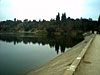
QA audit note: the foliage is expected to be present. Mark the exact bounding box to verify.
[98,15,100,25]
[56,12,60,25]
[61,13,66,23]
[0,13,100,35]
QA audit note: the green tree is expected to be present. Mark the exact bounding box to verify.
[24,19,28,23]
[14,18,16,22]
[98,15,100,24]
[61,13,66,23]
[98,15,100,33]
[46,27,56,36]
[56,12,60,25]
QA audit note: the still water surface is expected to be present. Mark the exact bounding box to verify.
[0,33,83,75]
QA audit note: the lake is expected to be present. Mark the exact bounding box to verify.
[0,33,83,75]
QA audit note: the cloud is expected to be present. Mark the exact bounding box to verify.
[0,0,99,21]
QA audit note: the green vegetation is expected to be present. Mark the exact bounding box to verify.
[0,13,100,36]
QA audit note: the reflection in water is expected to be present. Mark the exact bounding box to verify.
[0,33,84,75]
[0,33,84,54]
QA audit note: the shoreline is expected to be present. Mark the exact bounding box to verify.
[26,34,92,75]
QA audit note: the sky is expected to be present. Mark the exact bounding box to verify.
[0,0,100,21]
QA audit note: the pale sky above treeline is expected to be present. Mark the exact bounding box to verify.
[0,0,100,21]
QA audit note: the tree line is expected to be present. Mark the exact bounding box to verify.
[0,13,100,36]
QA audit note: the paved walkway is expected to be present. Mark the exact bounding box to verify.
[27,37,90,75]
[74,35,100,75]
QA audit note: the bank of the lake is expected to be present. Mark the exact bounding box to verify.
[27,34,93,75]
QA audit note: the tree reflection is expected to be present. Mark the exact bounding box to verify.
[0,33,84,54]
[55,44,59,54]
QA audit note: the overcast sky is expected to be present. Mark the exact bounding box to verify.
[0,0,100,21]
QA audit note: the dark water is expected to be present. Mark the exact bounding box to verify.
[0,33,83,75]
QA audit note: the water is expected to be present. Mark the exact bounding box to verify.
[0,33,83,75]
